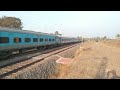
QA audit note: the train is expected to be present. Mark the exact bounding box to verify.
[0,27,81,59]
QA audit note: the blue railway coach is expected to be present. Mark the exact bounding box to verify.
[0,28,60,58]
[0,28,80,59]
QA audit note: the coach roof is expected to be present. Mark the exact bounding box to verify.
[0,27,58,36]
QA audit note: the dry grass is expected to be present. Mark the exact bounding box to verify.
[56,40,120,79]
[102,39,120,48]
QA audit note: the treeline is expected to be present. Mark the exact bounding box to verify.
[82,36,109,42]
[116,34,120,39]
[83,34,120,42]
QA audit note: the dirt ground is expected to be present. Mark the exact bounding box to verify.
[57,40,120,79]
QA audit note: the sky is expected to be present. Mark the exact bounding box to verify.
[0,11,120,38]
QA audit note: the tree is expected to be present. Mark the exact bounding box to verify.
[54,31,62,35]
[103,36,107,40]
[77,36,83,42]
[77,36,80,39]
[77,36,82,40]
[116,34,120,39]
[0,16,23,29]
[55,31,59,35]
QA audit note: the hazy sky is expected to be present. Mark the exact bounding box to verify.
[0,11,120,38]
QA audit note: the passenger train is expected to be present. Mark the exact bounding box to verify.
[0,28,80,59]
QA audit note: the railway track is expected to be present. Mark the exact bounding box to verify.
[0,43,80,79]
[0,43,75,68]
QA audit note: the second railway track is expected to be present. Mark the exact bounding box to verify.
[0,43,80,79]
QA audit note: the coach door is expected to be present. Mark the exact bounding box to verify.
[55,36,59,44]
[59,37,61,43]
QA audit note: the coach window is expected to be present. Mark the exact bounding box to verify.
[45,38,48,42]
[14,37,21,43]
[0,37,9,43]
[40,38,43,42]
[49,38,51,42]
[33,38,38,42]
[25,38,31,42]
[52,39,54,42]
